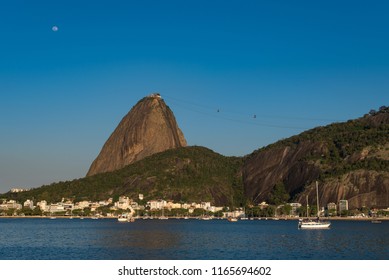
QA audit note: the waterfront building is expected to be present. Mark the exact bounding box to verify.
[288,203,302,216]
[166,201,181,209]
[6,200,22,210]
[115,196,133,210]
[0,204,8,211]
[327,202,337,216]
[23,199,34,210]
[181,203,191,209]
[49,203,65,213]
[75,201,90,210]
[130,201,139,209]
[259,202,269,209]
[201,202,211,209]
[148,199,166,210]
[90,202,101,212]
[339,200,349,212]
[223,210,245,218]
[37,200,48,212]
[98,200,110,207]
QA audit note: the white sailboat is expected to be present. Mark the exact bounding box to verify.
[159,207,169,220]
[298,181,331,229]
[117,206,136,222]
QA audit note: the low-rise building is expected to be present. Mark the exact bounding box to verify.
[327,202,337,216]
[6,200,22,210]
[339,200,349,212]
[201,202,211,209]
[10,188,29,193]
[224,210,245,218]
[259,202,269,209]
[75,201,90,210]
[148,199,166,210]
[37,200,48,212]
[166,201,181,209]
[289,203,302,216]
[49,203,65,213]
[115,196,133,210]
[23,199,34,209]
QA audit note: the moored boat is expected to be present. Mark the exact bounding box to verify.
[227,216,238,222]
[298,181,331,229]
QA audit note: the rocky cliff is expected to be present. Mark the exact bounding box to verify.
[243,107,389,209]
[87,94,187,176]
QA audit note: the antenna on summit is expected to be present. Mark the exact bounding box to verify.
[149,93,162,99]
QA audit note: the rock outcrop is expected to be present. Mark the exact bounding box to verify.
[297,170,389,209]
[242,141,325,203]
[87,94,187,176]
[242,106,389,209]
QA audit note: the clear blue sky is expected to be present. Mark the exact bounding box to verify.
[1,0,388,193]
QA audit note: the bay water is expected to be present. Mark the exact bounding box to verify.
[0,218,387,260]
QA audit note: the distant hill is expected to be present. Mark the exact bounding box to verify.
[243,106,389,209]
[5,146,244,207]
[87,94,187,176]
[3,106,388,210]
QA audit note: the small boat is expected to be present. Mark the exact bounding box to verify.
[117,216,128,222]
[298,181,331,230]
[159,208,169,220]
[201,215,212,220]
[118,213,135,222]
[298,218,331,229]
[159,216,169,220]
[371,218,382,224]
[228,216,238,222]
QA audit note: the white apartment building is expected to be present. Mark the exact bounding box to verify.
[201,202,211,209]
[37,200,48,211]
[6,200,22,210]
[49,203,65,213]
[289,202,302,216]
[115,196,133,210]
[75,201,90,210]
[148,199,167,210]
[23,199,34,209]
[339,200,349,212]
[166,201,181,209]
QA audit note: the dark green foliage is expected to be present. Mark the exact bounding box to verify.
[3,146,243,207]
[268,182,290,205]
[250,107,389,179]
[1,107,387,207]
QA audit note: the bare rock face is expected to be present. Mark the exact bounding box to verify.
[242,107,389,209]
[87,94,187,176]
[243,141,325,204]
[297,171,389,209]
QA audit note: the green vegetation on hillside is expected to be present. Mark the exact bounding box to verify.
[3,146,244,207]
[251,107,389,178]
[2,107,387,208]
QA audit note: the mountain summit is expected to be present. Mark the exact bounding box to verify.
[87,94,187,176]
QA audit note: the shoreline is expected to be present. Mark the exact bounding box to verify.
[0,216,388,221]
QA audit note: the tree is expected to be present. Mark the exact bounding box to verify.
[280,204,292,216]
[268,182,290,205]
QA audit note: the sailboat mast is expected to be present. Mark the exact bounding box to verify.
[306,195,309,218]
[316,181,320,218]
